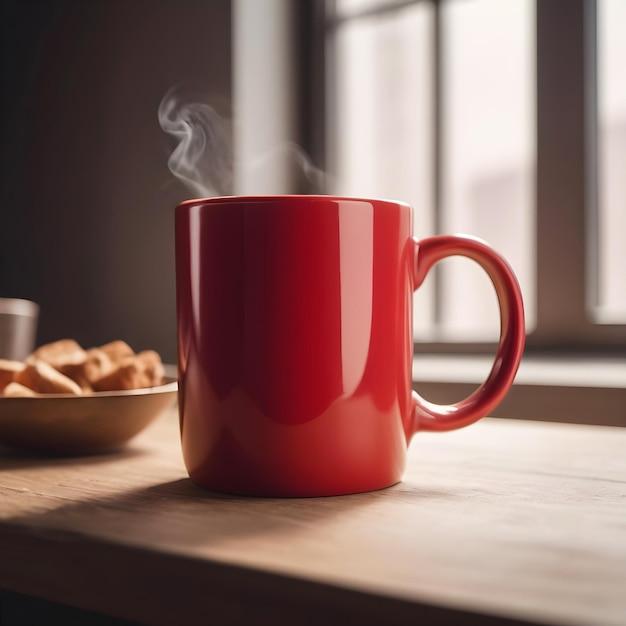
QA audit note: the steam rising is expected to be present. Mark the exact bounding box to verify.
[159,86,327,197]
[242,143,327,193]
[158,86,233,197]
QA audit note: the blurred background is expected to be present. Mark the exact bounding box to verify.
[0,0,231,363]
[1,1,624,385]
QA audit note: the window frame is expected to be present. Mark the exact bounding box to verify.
[302,0,626,356]
[288,0,626,426]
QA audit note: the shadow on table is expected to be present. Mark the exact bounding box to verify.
[0,475,493,626]
[2,472,458,552]
[0,443,152,471]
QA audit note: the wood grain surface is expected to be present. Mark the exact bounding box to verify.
[0,409,625,626]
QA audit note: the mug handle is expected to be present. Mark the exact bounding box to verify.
[410,235,525,433]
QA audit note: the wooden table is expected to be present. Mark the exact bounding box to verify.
[1,408,625,626]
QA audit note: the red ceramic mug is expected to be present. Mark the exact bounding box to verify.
[175,195,525,496]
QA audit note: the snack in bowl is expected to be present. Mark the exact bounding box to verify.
[17,359,83,395]
[0,339,165,396]
[0,359,26,391]
[2,381,37,397]
[0,339,176,455]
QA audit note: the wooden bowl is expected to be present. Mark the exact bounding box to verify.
[0,378,177,455]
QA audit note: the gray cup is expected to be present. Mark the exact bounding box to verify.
[0,298,40,361]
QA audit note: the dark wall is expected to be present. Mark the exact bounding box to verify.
[0,0,232,363]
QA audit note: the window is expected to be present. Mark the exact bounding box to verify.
[597,0,626,323]
[302,0,626,424]
[330,0,534,342]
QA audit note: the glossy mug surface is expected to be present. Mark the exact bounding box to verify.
[175,196,525,496]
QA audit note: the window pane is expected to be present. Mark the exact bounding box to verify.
[332,3,435,338]
[597,0,626,322]
[336,0,413,19]
[440,0,535,340]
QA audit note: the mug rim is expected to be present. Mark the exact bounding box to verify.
[176,194,411,210]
